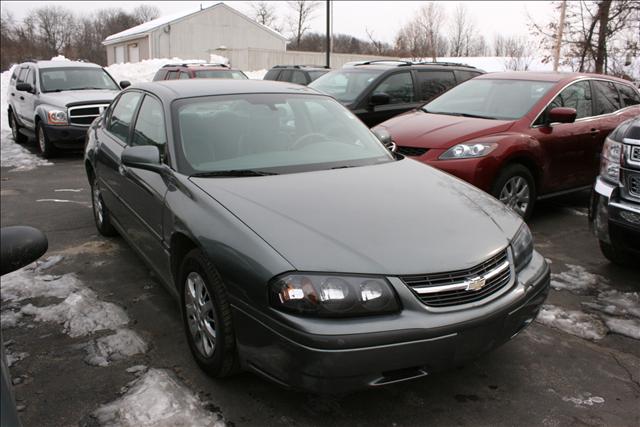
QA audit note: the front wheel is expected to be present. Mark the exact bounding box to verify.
[599,240,636,267]
[91,180,117,236]
[36,122,56,158]
[491,164,536,220]
[180,249,238,377]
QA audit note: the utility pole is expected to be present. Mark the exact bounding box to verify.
[553,0,567,71]
[325,0,331,68]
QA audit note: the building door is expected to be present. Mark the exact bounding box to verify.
[128,44,140,63]
[115,46,125,63]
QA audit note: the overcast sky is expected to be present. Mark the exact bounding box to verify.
[1,1,556,45]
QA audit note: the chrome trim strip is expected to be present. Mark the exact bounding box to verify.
[413,260,510,295]
[609,200,640,215]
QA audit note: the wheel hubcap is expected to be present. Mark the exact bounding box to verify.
[184,272,216,358]
[38,127,46,152]
[10,115,17,139]
[499,176,530,217]
[92,186,104,226]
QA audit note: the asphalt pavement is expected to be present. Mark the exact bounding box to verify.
[1,148,639,427]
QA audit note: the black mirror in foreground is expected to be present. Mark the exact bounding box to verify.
[120,80,131,89]
[0,226,48,276]
[121,145,164,173]
[15,83,34,93]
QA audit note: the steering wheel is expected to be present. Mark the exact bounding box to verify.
[290,132,329,150]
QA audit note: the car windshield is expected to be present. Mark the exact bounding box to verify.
[174,93,394,175]
[193,70,248,79]
[309,69,384,103]
[423,79,555,120]
[40,67,119,92]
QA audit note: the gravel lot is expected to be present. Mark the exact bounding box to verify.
[1,149,639,427]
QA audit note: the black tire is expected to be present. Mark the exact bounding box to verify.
[9,110,27,144]
[36,121,56,158]
[90,179,118,237]
[599,240,636,267]
[491,164,536,220]
[179,248,238,378]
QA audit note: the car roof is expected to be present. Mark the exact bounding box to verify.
[132,79,322,99]
[162,63,236,70]
[342,63,482,72]
[25,60,103,69]
[475,71,632,84]
[270,65,329,71]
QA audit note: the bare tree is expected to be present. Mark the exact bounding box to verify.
[365,28,386,55]
[29,5,77,56]
[394,2,445,61]
[287,0,320,48]
[251,1,281,32]
[449,4,475,57]
[417,2,445,61]
[132,5,160,24]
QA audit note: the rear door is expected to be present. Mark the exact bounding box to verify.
[20,67,38,128]
[358,71,418,127]
[14,67,30,125]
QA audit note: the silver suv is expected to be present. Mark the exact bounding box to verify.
[7,59,129,158]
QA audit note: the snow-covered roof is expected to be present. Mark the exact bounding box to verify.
[103,2,286,45]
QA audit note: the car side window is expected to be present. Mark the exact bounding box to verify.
[179,72,189,80]
[616,83,640,107]
[454,70,481,84]
[416,70,456,101]
[107,92,143,143]
[278,70,293,82]
[10,69,18,82]
[166,71,178,80]
[131,96,167,148]
[547,80,593,119]
[264,69,280,80]
[593,80,622,115]
[291,70,307,85]
[373,72,415,104]
[153,70,167,81]
[28,68,36,86]
[17,67,29,83]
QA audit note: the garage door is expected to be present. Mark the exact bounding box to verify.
[115,46,125,64]
[128,44,140,63]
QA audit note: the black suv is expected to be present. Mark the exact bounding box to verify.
[590,116,640,266]
[7,59,127,157]
[309,60,484,127]
[263,65,330,86]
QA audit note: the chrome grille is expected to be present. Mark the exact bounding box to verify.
[401,249,513,308]
[68,104,109,127]
[396,146,428,157]
[629,173,640,197]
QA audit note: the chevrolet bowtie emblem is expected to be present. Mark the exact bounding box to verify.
[466,277,486,291]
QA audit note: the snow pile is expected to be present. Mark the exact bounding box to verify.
[550,264,608,294]
[601,316,640,340]
[84,329,148,367]
[0,66,53,171]
[5,349,29,368]
[562,394,605,407]
[1,270,80,302]
[536,304,608,341]
[92,369,226,427]
[106,58,206,84]
[209,54,229,65]
[21,288,129,337]
[1,310,23,329]
[244,69,267,80]
[595,289,640,318]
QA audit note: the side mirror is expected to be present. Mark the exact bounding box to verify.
[1,226,48,275]
[16,82,34,93]
[120,80,131,89]
[370,92,391,107]
[547,107,576,125]
[121,145,164,173]
[372,128,397,152]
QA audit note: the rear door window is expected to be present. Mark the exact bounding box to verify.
[615,83,640,107]
[153,69,168,81]
[264,69,280,80]
[454,70,481,84]
[278,70,293,82]
[108,91,143,143]
[416,70,456,101]
[593,80,622,115]
[291,70,308,85]
[372,72,415,104]
[548,80,593,119]
[179,72,189,79]
[166,71,179,80]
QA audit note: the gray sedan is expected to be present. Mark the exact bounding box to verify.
[84,80,550,393]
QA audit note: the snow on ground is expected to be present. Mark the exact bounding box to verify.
[562,394,605,407]
[1,268,80,303]
[92,368,226,427]
[536,304,608,341]
[84,329,148,367]
[244,69,268,80]
[5,349,29,368]
[550,264,608,294]
[595,290,640,318]
[1,309,23,328]
[106,58,206,84]
[602,316,640,340]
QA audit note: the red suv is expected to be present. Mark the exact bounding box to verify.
[152,63,247,81]
[374,72,640,218]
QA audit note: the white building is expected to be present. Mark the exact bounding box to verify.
[102,2,287,65]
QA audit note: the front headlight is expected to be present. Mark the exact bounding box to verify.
[47,110,68,125]
[511,223,533,272]
[269,273,400,317]
[600,137,621,184]
[439,142,498,160]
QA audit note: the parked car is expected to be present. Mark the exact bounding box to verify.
[308,60,484,127]
[152,63,248,81]
[589,116,640,265]
[263,65,330,85]
[7,60,128,158]
[84,79,549,393]
[374,72,640,218]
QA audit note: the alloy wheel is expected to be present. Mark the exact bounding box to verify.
[38,126,46,153]
[499,176,530,217]
[184,272,217,358]
[92,186,104,226]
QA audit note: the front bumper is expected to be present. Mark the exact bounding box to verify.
[42,124,89,148]
[233,252,550,393]
[590,177,640,251]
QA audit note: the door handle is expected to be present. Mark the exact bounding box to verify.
[11,93,15,96]
[19,96,24,100]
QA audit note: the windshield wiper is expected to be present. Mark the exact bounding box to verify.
[421,109,496,120]
[190,169,279,178]
[66,87,110,91]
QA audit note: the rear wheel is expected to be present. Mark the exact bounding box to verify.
[491,164,536,220]
[599,240,636,267]
[91,180,117,237]
[36,121,56,158]
[180,249,238,378]
[9,111,27,144]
